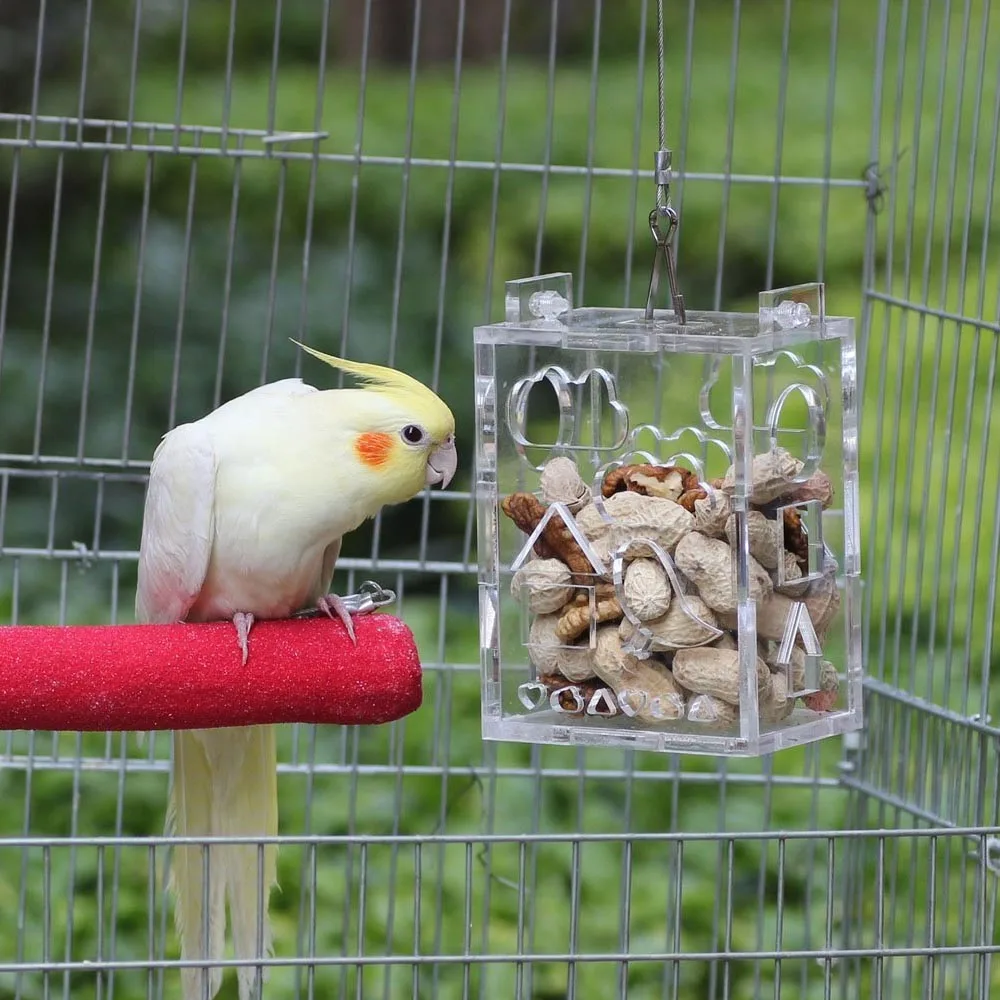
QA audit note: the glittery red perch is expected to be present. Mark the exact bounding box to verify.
[0,614,423,732]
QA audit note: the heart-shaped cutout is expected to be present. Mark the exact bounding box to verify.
[517,682,548,711]
[615,687,648,718]
[611,535,724,657]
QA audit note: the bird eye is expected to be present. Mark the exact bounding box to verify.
[401,424,425,445]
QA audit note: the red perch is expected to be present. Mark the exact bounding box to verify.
[0,614,423,732]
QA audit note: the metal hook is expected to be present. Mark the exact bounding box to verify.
[644,206,687,324]
[862,147,908,217]
[349,580,398,612]
[292,580,397,618]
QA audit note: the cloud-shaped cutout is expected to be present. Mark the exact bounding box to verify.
[614,423,734,484]
[583,425,732,533]
[506,364,629,470]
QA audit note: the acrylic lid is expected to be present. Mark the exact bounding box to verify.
[474,272,854,355]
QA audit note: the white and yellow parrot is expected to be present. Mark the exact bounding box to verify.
[135,343,456,1000]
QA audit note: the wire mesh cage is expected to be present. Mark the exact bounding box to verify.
[0,1,998,999]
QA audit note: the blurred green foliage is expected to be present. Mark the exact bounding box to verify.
[0,0,998,997]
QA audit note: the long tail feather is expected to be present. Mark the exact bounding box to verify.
[218,726,279,1000]
[168,726,279,1000]
[168,731,226,1000]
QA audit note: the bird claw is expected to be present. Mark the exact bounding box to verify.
[290,582,395,640]
[232,612,255,665]
[316,593,358,645]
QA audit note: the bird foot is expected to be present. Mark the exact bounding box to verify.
[316,593,358,645]
[232,611,255,665]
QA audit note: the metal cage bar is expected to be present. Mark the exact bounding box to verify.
[0,0,997,998]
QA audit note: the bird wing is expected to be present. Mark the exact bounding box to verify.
[135,421,218,625]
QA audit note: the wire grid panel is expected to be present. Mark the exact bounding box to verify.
[850,0,1000,823]
[845,6,1000,992]
[0,1,997,999]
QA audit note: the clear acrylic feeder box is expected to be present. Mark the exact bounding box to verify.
[475,273,863,756]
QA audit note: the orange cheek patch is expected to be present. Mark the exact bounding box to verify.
[354,431,395,468]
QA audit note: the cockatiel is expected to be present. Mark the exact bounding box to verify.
[135,343,456,1000]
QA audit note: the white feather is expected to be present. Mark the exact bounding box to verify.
[135,421,216,626]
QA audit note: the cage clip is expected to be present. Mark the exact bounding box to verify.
[293,580,397,618]
[644,149,687,324]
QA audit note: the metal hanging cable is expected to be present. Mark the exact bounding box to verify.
[655,0,666,200]
[644,0,687,323]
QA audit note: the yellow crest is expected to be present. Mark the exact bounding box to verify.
[290,340,454,431]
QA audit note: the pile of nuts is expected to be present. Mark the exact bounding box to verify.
[502,450,841,730]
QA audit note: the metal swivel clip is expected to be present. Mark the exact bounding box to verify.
[293,580,397,618]
[644,149,687,324]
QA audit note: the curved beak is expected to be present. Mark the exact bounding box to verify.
[426,437,457,489]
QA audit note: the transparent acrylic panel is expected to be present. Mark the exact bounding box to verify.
[476,275,862,756]
[746,331,863,740]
